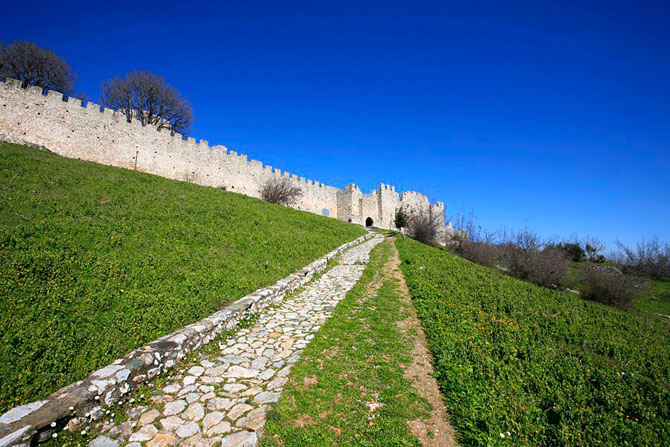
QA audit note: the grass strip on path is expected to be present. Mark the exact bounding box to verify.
[262,238,430,446]
[0,142,366,413]
[397,237,670,447]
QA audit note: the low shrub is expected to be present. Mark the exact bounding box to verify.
[394,207,408,233]
[501,243,569,288]
[454,241,499,267]
[581,265,644,308]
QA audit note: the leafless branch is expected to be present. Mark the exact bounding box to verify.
[260,177,303,206]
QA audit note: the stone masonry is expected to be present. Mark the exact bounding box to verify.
[0,79,449,234]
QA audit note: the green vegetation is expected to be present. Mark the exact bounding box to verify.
[397,237,669,446]
[0,142,365,413]
[636,278,670,317]
[263,240,428,446]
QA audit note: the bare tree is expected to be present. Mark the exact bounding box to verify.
[451,207,477,241]
[408,206,441,245]
[0,41,75,93]
[614,237,670,279]
[260,177,303,206]
[74,91,89,103]
[100,71,193,135]
[446,209,500,266]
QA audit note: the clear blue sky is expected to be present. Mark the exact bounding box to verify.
[2,0,669,249]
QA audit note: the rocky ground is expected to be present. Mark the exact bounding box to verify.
[86,235,383,447]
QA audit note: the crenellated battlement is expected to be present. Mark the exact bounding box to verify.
[0,78,447,233]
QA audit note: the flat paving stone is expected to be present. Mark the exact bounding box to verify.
[88,435,119,447]
[128,424,157,442]
[220,430,257,447]
[159,416,184,431]
[163,400,187,416]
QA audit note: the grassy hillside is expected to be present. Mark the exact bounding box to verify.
[0,142,365,414]
[397,237,669,446]
[636,279,670,317]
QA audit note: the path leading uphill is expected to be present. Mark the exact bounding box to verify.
[88,235,383,447]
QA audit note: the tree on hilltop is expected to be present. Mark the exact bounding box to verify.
[0,41,75,94]
[583,236,606,263]
[100,71,193,135]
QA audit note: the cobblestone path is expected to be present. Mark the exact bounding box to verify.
[90,235,383,447]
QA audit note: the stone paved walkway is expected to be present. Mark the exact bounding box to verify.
[89,235,383,447]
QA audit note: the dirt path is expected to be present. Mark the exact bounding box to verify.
[387,236,459,447]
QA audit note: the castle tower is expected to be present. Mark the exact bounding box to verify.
[336,184,363,225]
[376,183,400,229]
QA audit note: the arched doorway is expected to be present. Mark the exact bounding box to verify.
[365,217,374,227]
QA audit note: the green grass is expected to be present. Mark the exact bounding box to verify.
[0,142,365,414]
[396,237,670,447]
[262,240,428,446]
[635,278,670,317]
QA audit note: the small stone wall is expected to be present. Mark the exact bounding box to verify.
[0,234,373,447]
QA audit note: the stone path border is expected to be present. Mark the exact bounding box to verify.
[0,234,373,447]
[83,235,383,447]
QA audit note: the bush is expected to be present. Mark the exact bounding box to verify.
[454,241,499,267]
[580,265,643,308]
[394,207,408,232]
[407,206,441,245]
[447,211,499,267]
[615,237,670,279]
[500,230,569,288]
[260,176,303,206]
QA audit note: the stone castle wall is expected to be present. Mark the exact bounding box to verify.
[0,79,447,232]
